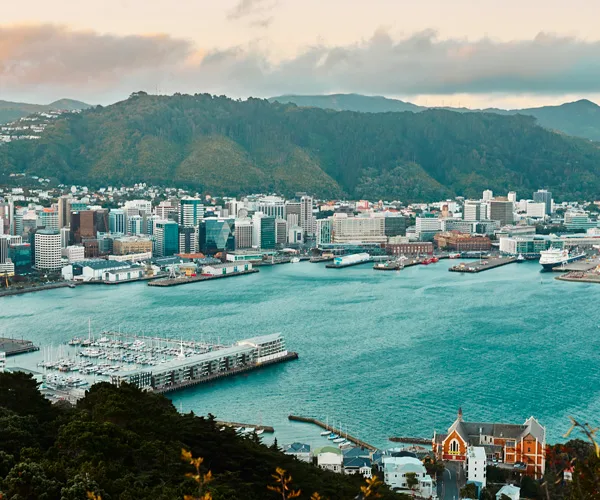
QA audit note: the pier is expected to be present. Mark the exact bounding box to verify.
[288,415,376,451]
[388,436,432,445]
[215,420,274,433]
[0,338,40,356]
[449,256,516,273]
[148,268,259,287]
[550,256,600,272]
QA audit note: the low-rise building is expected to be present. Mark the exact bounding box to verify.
[103,266,144,282]
[383,242,433,256]
[495,485,520,500]
[466,446,487,491]
[107,252,152,263]
[434,232,491,251]
[282,443,311,463]
[433,409,546,478]
[62,245,85,263]
[113,236,153,255]
[315,446,343,473]
[62,259,133,281]
[201,262,252,276]
[380,455,434,498]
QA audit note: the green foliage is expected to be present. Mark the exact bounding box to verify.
[0,373,401,500]
[3,94,600,201]
[460,482,478,498]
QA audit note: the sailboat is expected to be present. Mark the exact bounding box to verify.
[333,422,346,443]
[320,416,331,436]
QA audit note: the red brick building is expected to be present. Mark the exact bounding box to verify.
[383,242,433,256]
[434,231,491,251]
[433,409,546,478]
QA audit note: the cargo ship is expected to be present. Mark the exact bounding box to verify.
[539,247,586,271]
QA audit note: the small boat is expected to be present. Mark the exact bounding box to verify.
[290,257,300,264]
[338,441,352,448]
[517,254,526,262]
[320,430,331,436]
[327,433,339,440]
[333,437,346,443]
[255,429,264,435]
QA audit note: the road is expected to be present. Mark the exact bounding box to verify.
[437,463,460,500]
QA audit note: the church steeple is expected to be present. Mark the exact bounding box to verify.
[457,407,463,422]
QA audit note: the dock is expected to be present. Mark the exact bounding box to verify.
[148,268,259,287]
[0,338,40,356]
[288,415,377,451]
[216,420,275,433]
[449,256,516,273]
[556,271,600,284]
[550,256,600,272]
[388,436,432,445]
[155,351,299,394]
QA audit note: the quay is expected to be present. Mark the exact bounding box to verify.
[0,338,40,356]
[288,415,376,451]
[556,271,600,284]
[389,436,432,445]
[449,256,516,273]
[550,256,600,273]
[216,420,275,433]
[154,351,298,394]
[148,268,258,287]
[0,282,78,298]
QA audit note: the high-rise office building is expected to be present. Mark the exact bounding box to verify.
[234,219,253,250]
[482,190,493,201]
[127,215,143,235]
[179,198,205,228]
[124,199,152,216]
[178,226,198,254]
[70,211,97,244]
[260,216,276,249]
[300,196,316,236]
[146,215,160,236]
[463,201,487,221]
[154,221,179,257]
[316,218,332,246]
[533,190,552,215]
[0,235,22,264]
[332,214,387,244]
[384,215,407,237]
[275,218,287,245]
[155,200,177,220]
[34,229,62,271]
[258,196,286,219]
[109,209,127,234]
[489,199,514,226]
[8,243,32,272]
[57,195,72,229]
[507,191,517,203]
[36,208,59,231]
[199,219,235,254]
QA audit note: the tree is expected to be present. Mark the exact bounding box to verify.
[2,461,60,500]
[405,472,418,492]
[520,474,541,498]
[460,482,478,499]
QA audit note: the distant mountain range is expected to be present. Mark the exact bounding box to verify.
[0,99,92,125]
[2,93,600,201]
[269,94,600,142]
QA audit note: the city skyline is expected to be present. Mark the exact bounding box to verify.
[2,0,600,107]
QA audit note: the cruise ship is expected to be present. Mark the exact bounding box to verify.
[539,247,586,271]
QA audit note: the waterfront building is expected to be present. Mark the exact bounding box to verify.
[234,218,253,250]
[108,252,152,263]
[380,455,434,498]
[178,226,198,255]
[36,208,59,230]
[34,229,62,271]
[0,235,22,264]
[127,214,143,235]
[199,218,235,254]
[316,218,332,246]
[288,225,303,245]
[463,200,487,221]
[62,245,85,263]
[201,261,252,275]
[499,236,557,256]
[383,242,433,256]
[300,196,316,236]
[258,196,286,219]
[496,225,537,238]
[533,189,552,215]
[434,232,491,251]
[466,446,487,491]
[109,209,127,234]
[62,259,133,281]
[384,214,407,237]
[275,218,287,245]
[564,211,596,231]
[526,202,546,219]
[103,266,144,282]
[179,198,204,227]
[415,215,442,241]
[8,243,32,272]
[489,199,514,226]
[252,213,276,249]
[332,214,386,244]
[113,236,153,256]
[315,447,343,473]
[482,189,493,201]
[154,221,179,257]
[433,409,546,478]
[226,250,277,262]
[282,443,311,463]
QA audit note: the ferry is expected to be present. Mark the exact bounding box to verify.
[539,247,586,271]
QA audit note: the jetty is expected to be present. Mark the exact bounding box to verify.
[449,256,516,273]
[388,436,432,445]
[148,268,258,287]
[0,338,40,356]
[216,420,275,433]
[288,415,377,451]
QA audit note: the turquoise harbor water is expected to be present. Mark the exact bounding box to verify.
[1,261,599,448]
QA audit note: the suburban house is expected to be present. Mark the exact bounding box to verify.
[495,484,520,500]
[282,443,311,463]
[380,455,434,498]
[315,446,343,473]
[433,408,546,478]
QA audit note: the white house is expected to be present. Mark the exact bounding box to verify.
[466,446,487,490]
[381,455,434,498]
[315,446,343,473]
[496,484,520,500]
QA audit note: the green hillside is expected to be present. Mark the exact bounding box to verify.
[2,93,600,200]
[272,94,600,142]
[0,99,92,125]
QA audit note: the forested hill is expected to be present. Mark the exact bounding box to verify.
[0,98,91,124]
[2,93,600,201]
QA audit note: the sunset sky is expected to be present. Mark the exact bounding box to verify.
[2,0,600,108]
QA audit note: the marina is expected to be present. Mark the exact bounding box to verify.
[449,256,517,273]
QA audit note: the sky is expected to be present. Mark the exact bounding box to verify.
[2,0,600,108]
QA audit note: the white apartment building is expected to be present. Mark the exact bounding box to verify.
[381,456,434,498]
[331,214,386,244]
[483,189,493,201]
[463,200,488,221]
[466,446,487,490]
[526,202,546,218]
[62,245,85,263]
[235,218,253,250]
[124,199,152,216]
[34,229,62,271]
[300,196,316,236]
[415,216,442,238]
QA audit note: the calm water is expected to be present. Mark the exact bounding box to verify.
[1,261,598,448]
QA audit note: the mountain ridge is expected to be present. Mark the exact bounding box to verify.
[0,98,93,125]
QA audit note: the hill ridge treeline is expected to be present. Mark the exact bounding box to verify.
[2,93,600,201]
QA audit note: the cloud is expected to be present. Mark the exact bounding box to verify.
[2,24,600,104]
[227,0,278,21]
